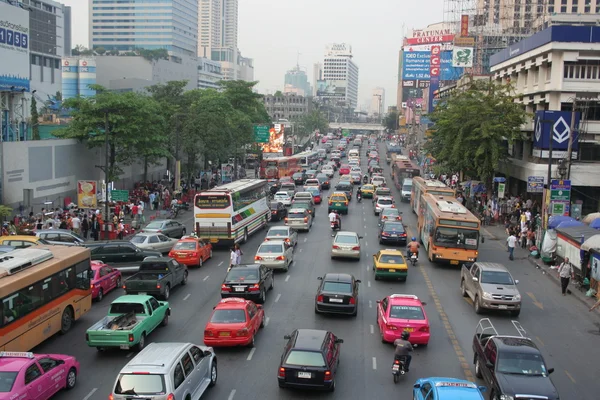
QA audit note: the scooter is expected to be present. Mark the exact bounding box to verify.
[330,219,341,236]
[410,253,418,267]
[392,357,408,383]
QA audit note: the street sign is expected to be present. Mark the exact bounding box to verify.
[549,179,571,216]
[527,176,544,193]
[253,125,270,143]
[111,190,129,202]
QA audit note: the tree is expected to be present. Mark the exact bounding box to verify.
[0,205,12,221]
[30,97,40,140]
[220,80,271,124]
[95,46,106,55]
[383,110,398,131]
[426,80,528,192]
[297,109,329,138]
[274,90,283,97]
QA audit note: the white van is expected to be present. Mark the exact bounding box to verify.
[401,178,413,202]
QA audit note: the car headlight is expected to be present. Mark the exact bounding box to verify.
[513,294,521,301]
[482,292,493,300]
[500,395,514,400]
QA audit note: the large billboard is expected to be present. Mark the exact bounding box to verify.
[62,57,97,99]
[405,25,454,45]
[317,80,346,98]
[261,125,285,153]
[0,3,30,91]
[402,50,464,81]
[532,110,581,158]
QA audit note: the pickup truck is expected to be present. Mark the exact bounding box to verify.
[86,294,170,352]
[122,257,188,300]
[472,318,559,400]
[461,262,522,316]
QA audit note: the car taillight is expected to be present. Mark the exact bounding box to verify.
[276,255,285,260]
[122,284,127,289]
[156,284,161,289]
[278,367,286,378]
[391,205,396,208]
[221,284,232,292]
[157,230,162,233]
[345,201,349,205]
[317,295,324,302]
[386,324,398,330]
[237,328,249,336]
[249,284,260,292]
[255,255,263,261]
[191,252,197,257]
[332,245,340,249]
[128,334,134,342]
[304,217,308,223]
[109,395,114,400]
[90,283,95,289]
[382,232,390,236]
[324,370,332,381]
[419,326,430,333]
[168,252,174,257]
[167,394,175,400]
[349,297,356,305]
[352,246,360,251]
[400,233,407,237]
[204,330,214,337]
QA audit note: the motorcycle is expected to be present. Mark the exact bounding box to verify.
[363,176,369,184]
[330,219,341,236]
[410,253,418,267]
[356,192,362,203]
[392,357,408,383]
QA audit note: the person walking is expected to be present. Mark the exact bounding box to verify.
[506,232,517,261]
[91,215,100,241]
[71,214,81,236]
[229,247,237,269]
[81,215,89,239]
[234,244,243,265]
[558,258,575,296]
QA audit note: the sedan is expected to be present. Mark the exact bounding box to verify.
[269,201,288,221]
[321,167,334,179]
[254,240,294,271]
[374,196,395,215]
[331,231,363,260]
[305,187,322,204]
[350,172,362,185]
[221,264,274,304]
[168,237,213,267]
[91,261,122,301]
[316,173,331,189]
[204,297,265,348]
[292,172,306,185]
[379,208,403,225]
[36,229,85,246]
[339,164,350,175]
[130,232,178,254]
[379,221,408,246]
[265,226,298,247]
[377,294,430,345]
[315,273,360,316]
[274,191,292,206]
[140,219,186,238]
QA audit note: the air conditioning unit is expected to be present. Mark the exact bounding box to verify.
[0,249,54,277]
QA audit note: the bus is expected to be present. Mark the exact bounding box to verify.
[296,150,320,168]
[417,194,481,264]
[391,159,421,190]
[385,143,402,164]
[411,176,455,214]
[194,179,270,246]
[259,155,302,179]
[0,246,92,351]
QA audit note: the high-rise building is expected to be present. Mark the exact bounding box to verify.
[322,43,359,110]
[370,87,385,116]
[284,66,311,97]
[89,0,198,57]
[312,63,323,96]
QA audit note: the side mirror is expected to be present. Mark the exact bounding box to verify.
[486,361,494,369]
[413,383,421,389]
[203,350,212,357]
[376,300,381,304]
[358,236,364,239]
[478,386,487,393]
[472,277,479,282]
[284,335,291,340]
[515,279,519,284]
[356,279,362,283]
[334,338,344,344]
[421,301,427,306]
[317,277,323,280]
[481,236,485,243]
[548,368,555,374]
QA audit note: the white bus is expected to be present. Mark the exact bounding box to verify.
[194,179,270,246]
[296,151,320,168]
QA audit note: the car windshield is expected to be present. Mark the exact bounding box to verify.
[226,268,260,281]
[268,229,288,237]
[376,189,391,195]
[115,374,166,395]
[378,199,393,205]
[144,222,163,229]
[331,196,346,202]
[434,228,479,250]
[389,305,425,320]
[382,209,399,217]
[322,281,352,293]
[496,353,548,376]
[335,235,358,244]
[336,184,351,190]
[210,309,247,323]
[402,185,412,192]
[258,244,284,253]
[306,188,319,195]
[130,235,147,244]
[481,271,514,285]
[293,173,303,179]
[269,202,281,209]
[275,193,289,198]
[0,372,17,392]
[384,223,404,232]
[288,212,306,219]
[285,350,326,367]
[173,241,196,250]
[380,255,404,263]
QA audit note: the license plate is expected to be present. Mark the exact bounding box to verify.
[297,372,312,379]
[219,332,230,336]
[335,203,341,206]
[450,260,459,265]
[404,328,414,332]
[234,287,245,292]
[264,257,275,261]
[120,344,130,350]
[498,305,508,309]
[391,234,398,237]
[210,238,219,243]
[329,298,343,303]
[177,253,187,257]
[392,364,400,371]
[139,292,147,295]
[389,269,396,273]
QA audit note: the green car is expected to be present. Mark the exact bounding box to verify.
[86,294,170,351]
[328,193,349,214]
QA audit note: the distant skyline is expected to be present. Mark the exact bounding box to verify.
[60,0,445,108]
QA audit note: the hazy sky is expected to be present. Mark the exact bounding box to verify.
[61,0,444,109]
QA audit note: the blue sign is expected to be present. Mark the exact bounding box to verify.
[527,176,544,193]
[402,51,464,81]
[429,77,440,112]
[533,111,581,151]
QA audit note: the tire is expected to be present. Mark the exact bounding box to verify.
[351,307,357,317]
[137,333,146,351]
[314,305,320,314]
[460,280,468,297]
[329,379,336,392]
[116,277,122,289]
[209,362,218,387]
[182,271,188,285]
[97,288,104,302]
[475,357,483,378]
[66,368,77,390]
[199,257,203,268]
[209,250,213,259]
[474,296,483,314]
[60,307,74,334]
[243,229,248,243]
[248,334,256,348]
[259,289,266,304]
[161,313,169,326]
[393,374,399,384]
[181,228,186,237]
[270,276,274,290]
[163,285,170,300]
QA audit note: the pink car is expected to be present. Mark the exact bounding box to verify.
[91,261,122,301]
[0,351,79,400]
[376,294,430,345]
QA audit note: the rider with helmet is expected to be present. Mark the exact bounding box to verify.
[356,187,362,201]
[393,330,413,371]
[328,209,341,230]
[407,237,420,259]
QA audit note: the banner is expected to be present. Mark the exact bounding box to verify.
[527,176,544,193]
[261,127,284,153]
[452,46,474,67]
[77,180,97,208]
[402,50,464,81]
[0,3,30,91]
[533,110,581,158]
[460,15,469,36]
[430,46,441,77]
[316,80,346,97]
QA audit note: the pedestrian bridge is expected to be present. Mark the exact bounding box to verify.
[329,123,385,131]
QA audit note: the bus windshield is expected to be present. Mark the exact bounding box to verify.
[434,227,479,249]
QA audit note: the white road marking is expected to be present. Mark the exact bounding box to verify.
[366,265,370,271]
[126,353,133,358]
[183,293,191,301]
[82,388,98,400]
[372,357,377,370]
[364,225,367,229]
[275,293,281,302]
[218,261,223,266]
[369,300,373,308]
[299,248,303,252]
[265,316,270,326]
[365,241,368,246]
[203,276,210,281]
[304,237,308,242]
[228,389,237,400]
[368,281,371,287]
[364,232,368,237]
[370,324,374,334]
[285,275,290,282]
[247,348,256,361]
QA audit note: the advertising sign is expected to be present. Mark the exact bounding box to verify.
[550,179,571,216]
[533,110,580,158]
[527,176,545,193]
[406,27,455,45]
[498,183,506,199]
[430,46,441,77]
[316,80,346,97]
[260,127,284,153]
[78,180,97,208]
[460,15,469,36]
[0,3,30,91]
[452,46,474,67]
[404,43,454,52]
[254,125,270,143]
[111,190,129,202]
[402,51,464,81]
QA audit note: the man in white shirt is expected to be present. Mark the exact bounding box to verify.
[138,201,145,223]
[71,215,81,236]
[506,233,517,260]
[328,211,341,230]
[525,209,532,222]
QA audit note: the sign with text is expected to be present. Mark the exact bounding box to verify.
[402,50,464,81]
[430,46,441,77]
[111,190,129,202]
[0,3,30,91]
[533,110,581,152]
[550,179,571,216]
[253,125,270,143]
[527,176,544,193]
[460,15,469,36]
[406,34,455,45]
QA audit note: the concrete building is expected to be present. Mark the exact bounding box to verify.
[322,43,359,110]
[237,52,254,82]
[370,87,385,116]
[284,66,311,97]
[89,0,198,57]
[263,93,312,121]
[197,57,223,90]
[490,24,600,214]
[312,63,323,97]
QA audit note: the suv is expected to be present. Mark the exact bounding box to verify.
[277,329,343,391]
[461,262,522,316]
[111,342,217,400]
[36,229,85,246]
[84,241,162,273]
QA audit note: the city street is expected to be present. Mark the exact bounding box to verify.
[40,142,600,400]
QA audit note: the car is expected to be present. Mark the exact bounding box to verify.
[378,221,407,245]
[84,241,162,272]
[268,179,281,195]
[280,176,294,184]
[111,342,217,400]
[277,329,343,391]
[369,151,379,159]
[274,191,292,206]
[372,186,393,203]
[314,273,361,316]
[0,235,50,248]
[350,172,362,184]
[328,192,349,214]
[0,245,15,253]
[315,173,331,189]
[265,226,298,247]
[304,179,320,189]
[339,174,353,184]
[292,172,306,185]
[280,182,297,197]
[331,231,363,260]
[221,264,274,303]
[379,208,403,225]
[334,181,353,201]
[339,164,350,175]
[348,160,360,168]
[413,377,487,400]
[373,249,408,281]
[293,191,315,205]
[140,219,186,238]
[321,166,334,178]
[36,229,85,246]
[254,239,294,270]
[290,200,315,217]
[305,187,322,204]
[204,297,265,347]
[285,208,313,232]
[330,156,341,167]
[91,260,122,301]
[350,166,362,173]
[305,170,318,179]
[269,201,288,221]
[375,196,395,215]
[376,294,430,345]
[168,237,213,267]
[372,176,386,187]
[461,262,522,315]
[359,184,375,198]
[130,232,178,254]
[0,351,80,399]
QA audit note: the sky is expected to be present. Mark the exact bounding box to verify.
[61,0,444,110]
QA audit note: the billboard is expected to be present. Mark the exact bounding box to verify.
[406,26,454,45]
[261,126,285,153]
[0,3,30,91]
[402,50,464,81]
[532,110,581,158]
[316,80,346,97]
[62,57,97,99]
[77,180,97,208]
[403,43,454,52]
[452,46,474,67]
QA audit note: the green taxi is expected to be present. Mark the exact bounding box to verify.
[360,184,376,198]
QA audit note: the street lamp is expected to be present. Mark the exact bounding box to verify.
[98,108,119,239]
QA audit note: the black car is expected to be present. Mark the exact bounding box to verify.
[334,182,353,201]
[221,264,274,304]
[378,221,407,245]
[278,329,343,391]
[292,172,306,185]
[316,173,330,190]
[270,201,288,221]
[314,273,360,316]
[84,241,162,273]
[330,156,341,168]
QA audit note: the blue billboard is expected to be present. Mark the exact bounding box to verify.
[533,110,581,151]
[0,3,30,92]
[402,51,463,81]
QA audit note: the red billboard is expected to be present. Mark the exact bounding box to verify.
[429,46,441,77]
[406,34,454,45]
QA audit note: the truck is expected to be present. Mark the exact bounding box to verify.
[122,257,188,300]
[86,294,171,352]
[472,318,559,400]
[461,262,522,316]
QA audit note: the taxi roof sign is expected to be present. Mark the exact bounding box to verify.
[0,351,34,358]
[435,381,477,388]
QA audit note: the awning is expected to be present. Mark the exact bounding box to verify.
[582,234,600,251]
[548,215,576,229]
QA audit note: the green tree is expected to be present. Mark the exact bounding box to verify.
[220,80,270,124]
[95,46,106,55]
[297,109,329,138]
[0,205,12,221]
[274,90,283,97]
[383,110,398,131]
[55,91,62,101]
[30,97,40,140]
[426,80,528,191]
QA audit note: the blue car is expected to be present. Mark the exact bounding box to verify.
[413,377,486,400]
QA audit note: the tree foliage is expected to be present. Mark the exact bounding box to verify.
[383,110,398,131]
[0,205,12,221]
[220,80,271,124]
[297,109,329,137]
[425,79,528,187]
[30,97,40,140]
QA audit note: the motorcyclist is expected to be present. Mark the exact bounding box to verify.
[393,331,413,371]
[363,174,369,184]
[356,188,362,201]
[407,237,420,258]
[328,210,341,230]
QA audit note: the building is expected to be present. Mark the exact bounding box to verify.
[237,52,254,82]
[321,43,359,110]
[370,87,385,116]
[197,57,223,90]
[284,66,312,97]
[89,0,198,57]
[263,93,312,121]
[312,63,323,97]
[62,57,97,99]
[490,24,600,214]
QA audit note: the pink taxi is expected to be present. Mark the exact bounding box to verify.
[91,261,122,301]
[0,351,79,400]
[376,294,430,345]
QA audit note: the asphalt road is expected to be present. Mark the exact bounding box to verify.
[39,140,600,400]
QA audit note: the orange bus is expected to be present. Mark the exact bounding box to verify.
[259,155,302,179]
[391,159,420,189]
[410,176,455,214]
[417,194,481,264]
[0,246,92,351]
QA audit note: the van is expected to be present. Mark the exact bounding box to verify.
[348,149,359,158]
[401,178,413,202]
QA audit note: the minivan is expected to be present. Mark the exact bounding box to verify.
[401,178,413,202]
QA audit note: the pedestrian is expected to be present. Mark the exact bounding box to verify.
[149,192,156,210]
[138,201,145,224]
[557,258,574,296]
[506,232,517,260]
[520,224,528,248]
[527,228,536,248]
[91,215,100,241]
[81,215,89,239]
[229,247,236,268]
[117,219,124,240]
[234,244,243,265]
[71,214,81,236]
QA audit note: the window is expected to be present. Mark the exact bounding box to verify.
[232,184,268,211]
[181,352,194,375]
[100,267,111,277]
[247,304,256,320]
[420,382,432,397]
[285,351,326,367]
[38,357,59,372]
[148,235,159,244]
[119,245,136,254]
[149,297,160,310]
[173,364,185,389]
[95,245,118,254]
[76,260,92,290]
[190,346,204,363]
[24,364,42,384]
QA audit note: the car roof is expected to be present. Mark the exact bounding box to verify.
[141,257,172,263]
[260,239,285,245]
[121,343,208,374]
[36,229,77,235]
[133,232,162,237]
[85,240,131,246]
[275,191,290,195]
[331,192,347,196]
[379,249,403,255]
[147,219,175,224]
[268,226,289,232]
[177,237,200,242]
[323,273,354,282]
[292,329,328,350]
[388,294,422,306]
[295,192,312,195]
[378,196,394,201]
[420,377,482,396]
[214,297,250,309]
[382,208,400,213]
[228,263,260,271]
[112,294,155,304]
[475,262,510,272]
[335,231,358,237]
[0,352,38,370]
[494,337,539,353]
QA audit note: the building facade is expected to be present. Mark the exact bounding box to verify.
[197,57,223,89]
[263,93,312,121]
[89,0,198,57]
[62,57,97,99]
[322,43,359,109]
[370,87,385,116]
[312,63,323,97]
[284,66,311,97]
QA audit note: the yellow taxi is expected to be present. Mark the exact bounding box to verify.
[373,249,408,281]
[328,192,349,215]
[359,184,375,198]
[0,235,49,248]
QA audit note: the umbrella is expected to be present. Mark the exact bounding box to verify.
[581,234,600,251]
[583,212,600,224]
[590,218,600,230]
[548,216,575,229]
[556,220,585,229]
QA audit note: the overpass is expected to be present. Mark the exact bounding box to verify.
[328,122,384,131]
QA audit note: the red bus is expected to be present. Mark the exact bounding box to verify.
[391,159,421,189]
[259,155,302,179]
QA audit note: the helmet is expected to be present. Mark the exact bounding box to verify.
[411,237,416,241]
[401,331,410,340]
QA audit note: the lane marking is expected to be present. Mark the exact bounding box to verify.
[265,316,270,327]
[565,370,576,384]
[203,276,210,281]
[366,265,370,271]
[365,241,368,246]
[370,324,374,334]
[183,293,191,301]
[367,281,371,287]
[536,336,545,347]
[83,388,98,400]
[275,293,281,303]
[526,292,544,310]
[304,237,308,242]
[228,389,237,400]
[369,300,373,308]
[126,352,133,358]
[218,261,223,266]
[299,249,303,252]
[364,225,367,229]
[247,348,256,361]
[372,357,377,370]
[364,232,368,237]
[285,275,290,282]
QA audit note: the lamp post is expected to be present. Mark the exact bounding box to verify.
[539,115,554,230]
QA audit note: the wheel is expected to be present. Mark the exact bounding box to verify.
[260,313,266,328]
[474,296,483,314]
[475,357,483,378]
[199,257,203,268]
[259,289,266,304]
[248,334,255,348]
[374,274,380,281]
[314,305,320,314]
[511,309,521,317]
[460,280,468,297]
[97,288,104,302]
[270,276,274,290]
[393,374,399,384]
[351,307,357,317]
[66,368,77,389]
[163,285,170,300]
[181,228,186,237]
[161,313,169,326]
[209,362,218,387]
[136,334,146,351]
[329,379,336,392]
[243,229,249,243]
[182,271,188,285]
[60,307,73,334]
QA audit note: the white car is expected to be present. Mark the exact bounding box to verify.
[331,231,363,260]
[321,165,334,178]
[255,239,294,271]
[348,160,360,168]
[274,191,292,206]
[372,176,386,187]
[304,179,321,189]
[350,166,362,173]
[374,196,395,215]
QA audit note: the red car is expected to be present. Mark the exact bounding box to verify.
[204,297,266,347]
[339,164,351,175]
[376,294,430,345]
[91,261,122,301]
[168,237,213,267]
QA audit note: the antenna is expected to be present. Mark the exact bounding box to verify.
[296,51,301,69]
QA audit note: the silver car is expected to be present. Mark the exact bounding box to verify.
[274,191,292,206]
[265,226,298,247]
[130,233,178,254]
[254,240,294,271]
[285,208,313,231]
[331,231,363,260]
[36,229,85,246]
[374,196,395,215]
[141,219,186,238]
[111,342,217,400]
[293,191,314,205]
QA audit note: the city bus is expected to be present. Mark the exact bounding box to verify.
[385,143,402,164]
[391,159,421,189]
[259,155,302,179]
[194,179,270,246]
[417,194,481,264]
[297,150,320,168]
[0,246,92,351]
[411,176,455,214]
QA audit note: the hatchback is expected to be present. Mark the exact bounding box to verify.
[285,208,313,231]
[321,166,334,178]
[350,172,362,185]
[269,201,288,221]
[204,298,265,348]
[314,273,361,316]
[254,240,294,271]
[91,261,122,301]
[265,226,298,247]
[331,231,363,260]
[379,208,403,225]
[374,196,395,215]
[376,294,430,345]
[274,191,292,206]
[221,264,274,304]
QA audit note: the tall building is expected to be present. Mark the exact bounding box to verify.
[322,43,359,110]
[89,0,198,57]
[370,87,385,116]
[312,63,323,96]
[263,93,312,121]
[284,66,311,97]
[197,58,223,90]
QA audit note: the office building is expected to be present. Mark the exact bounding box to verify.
[322,43,359,110]
[263,93,312,121]
[284,66,311,97]
[89,0,198,57]
[312,63,323,96]
[197,57,223,89]
[370,87,385,116]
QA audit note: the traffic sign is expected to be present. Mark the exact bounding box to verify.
[253,125,270,143]
[111,190,129,202]
[549,179,571,216]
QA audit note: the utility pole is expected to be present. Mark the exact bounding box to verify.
[540,115,554,230]
[566,98,577,179]
[104,111,110,239]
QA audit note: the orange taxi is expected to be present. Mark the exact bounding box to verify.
[168,236,213,267]
[204,297,266,347]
